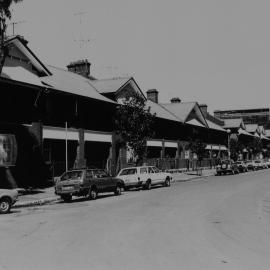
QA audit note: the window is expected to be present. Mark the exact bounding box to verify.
[61,170,83,181]
[92,170,108,178]
[152,167,160,173]
[128,168,136,175]
[140,168,148,174]
[119,169,129,176]
[86,170,93,178]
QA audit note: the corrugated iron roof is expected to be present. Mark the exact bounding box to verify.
[1,66,44,87]
[42,66,115,103]
[161,102,197,122]
[245,124,259,133]
[146,100,181,122]
[90,77,132,94]
[206,119,226,132]
[223,118,244,129]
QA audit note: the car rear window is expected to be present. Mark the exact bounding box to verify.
[92,170,108,178]
[61,171,83,181]
[119,168,137,175]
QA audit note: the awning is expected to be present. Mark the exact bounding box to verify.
[205,145,227,151]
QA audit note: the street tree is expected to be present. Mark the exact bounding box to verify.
[0,0,23,74]
[247,137,262,158]
[188,138,206,167]
[114,91,156,165]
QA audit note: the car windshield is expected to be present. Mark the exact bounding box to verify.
[255,161,261,163]
[60,171,83,181]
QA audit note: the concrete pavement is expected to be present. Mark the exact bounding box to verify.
[2,169,270,269]
[13,169,216,208]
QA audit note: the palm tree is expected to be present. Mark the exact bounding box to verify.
[0,0,23,74]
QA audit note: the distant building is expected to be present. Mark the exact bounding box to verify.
[214,108,270,128]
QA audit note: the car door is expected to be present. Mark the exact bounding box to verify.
[152,166,163,183]
[139,167,148,184]
[92,169,111,192]
[148,167,159,184]
[127,168,139,186]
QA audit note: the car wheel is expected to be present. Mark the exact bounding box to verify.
[88,188,98,200]
[164,177,171,187]
[114,185,122,196]
[0,197,11,214]
[144,180,151,190]
[61,194,72,202]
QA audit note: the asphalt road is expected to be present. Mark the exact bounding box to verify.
[1,170,270,270]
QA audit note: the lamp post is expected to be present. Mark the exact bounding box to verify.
[227,129,231,159]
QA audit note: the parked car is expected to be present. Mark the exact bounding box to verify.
[254,160,265,170]
[264,159,270,168]
[0,189,18,214]
[245,160,257,171]
[236,161,248,173]
[55,169,124,202]
[117,166,172,190]
[216,160,239,175]
[261,160,269,169]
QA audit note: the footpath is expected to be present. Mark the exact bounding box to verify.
[13,169,216,208]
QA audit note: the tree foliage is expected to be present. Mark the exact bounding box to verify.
[188,138,206,162]
[114,91,155,163]
[0,0,23,74]
[247,137,263,156]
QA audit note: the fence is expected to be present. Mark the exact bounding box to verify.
[143,158,219,172]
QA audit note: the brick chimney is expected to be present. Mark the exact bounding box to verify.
[199,104,208,117]
[170,97,181,103]
[67,59,91,78]
[146,89,158,103]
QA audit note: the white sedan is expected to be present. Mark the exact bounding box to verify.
[117,166,172,190]
[0,189,18,214]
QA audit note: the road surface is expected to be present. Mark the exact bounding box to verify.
[1,170,270,270]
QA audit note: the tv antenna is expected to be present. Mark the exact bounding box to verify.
[8,20,27,36]
[73,11,94,57]
[74,11,87,25]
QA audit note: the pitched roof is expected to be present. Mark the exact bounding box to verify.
[245,124,259,133]
[90,77,132,94]
[223,118,245,129]
[161,102,208,127]
[238,128,254,137]
[162,102,195,122]
[146,100,181,122]
[42,66,115,104]
[265,129,270,138]
[206,119,227,132]
[258,125,265,135]
[1,66,44,87]
[5,36,51,76]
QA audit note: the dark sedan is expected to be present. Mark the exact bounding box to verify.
[55,169,124,202]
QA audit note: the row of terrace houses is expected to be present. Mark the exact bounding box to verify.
[0,36,267,188]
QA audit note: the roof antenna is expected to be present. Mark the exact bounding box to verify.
[73,12,94,58]
[10,20,27,36]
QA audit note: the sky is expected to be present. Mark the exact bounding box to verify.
[8,0,270,113]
